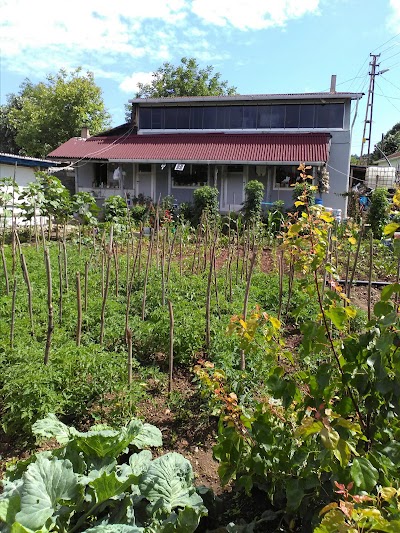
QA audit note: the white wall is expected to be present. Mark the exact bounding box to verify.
[0,164,37,187]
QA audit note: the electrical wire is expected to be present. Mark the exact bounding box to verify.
[375,79,400,114]
[380,49,400,64]
[380,74,400,92]
[372,31,400,53]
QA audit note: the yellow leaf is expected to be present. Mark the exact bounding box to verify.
[319,502,338,516]
[269,316,281,330]
[380,487,397,501]
[319,211,334,223]
[348,236,357,245]
[295,201,305,207]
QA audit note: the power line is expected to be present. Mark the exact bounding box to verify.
[380,74,400,92]
[372,31,400,53]
[375,79,400,114]
[380,49,400,64]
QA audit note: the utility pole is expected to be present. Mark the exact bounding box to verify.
[360,54,389,163]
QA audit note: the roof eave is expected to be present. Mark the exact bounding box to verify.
[129,93,364,105]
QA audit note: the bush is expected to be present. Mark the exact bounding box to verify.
[193,186,219,225]
[367,187,390,238]
[243,180,264,222]
[103,195,128,222]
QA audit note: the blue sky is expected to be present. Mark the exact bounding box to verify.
[1,0,399,155]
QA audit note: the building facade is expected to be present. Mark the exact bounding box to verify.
[48,91,363,214]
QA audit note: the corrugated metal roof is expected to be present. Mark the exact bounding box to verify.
[0,152,55,167]
[47,133,331,163]
[129,92,363,104]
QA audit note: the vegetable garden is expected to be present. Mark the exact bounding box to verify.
[1,167,400,532]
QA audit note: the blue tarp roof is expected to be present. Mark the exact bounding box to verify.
[0,153,55,168]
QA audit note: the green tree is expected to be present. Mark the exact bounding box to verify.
[135,57,237,99]
[6,68,111,158]
[372,122,400,161]
[0,93,23,154]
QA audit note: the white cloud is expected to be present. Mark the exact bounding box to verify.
[119,72,154,94]
[388,0,400,32]
[191,0,320,30]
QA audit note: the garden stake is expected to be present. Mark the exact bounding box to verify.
[20,252,34,337]
[127,326,133,386]
[141,228,154,321]
[367,230,373,321]
[1,246,10,296]
[166,226,177,286]
[100,226,113,345]
[58,253,63,325]
[101,249,105,299]
[205,239,215,352]
[344,248,351,303]
[44,247,54,365]
[84,260,89,312]
[241,246,258,371]
[347,223,363,299]
[62,238,69,292]
[277,250,284,321]
[161,228,166,307]
[168,299,174,394]
[10,277,17,350]
[114,242,119,298]
[76,271,82,347]
[179,227,183,276]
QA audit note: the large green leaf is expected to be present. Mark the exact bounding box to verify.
[139,453,205,515]
[157,506,207,532]
[73,420,162,459]
[130,423,162,449]
[15,455,78,530]
[89,470,138,504]
[84,526,144,533]
[350,457,379,491]
[32,414,71,445]
[129,450,153,477]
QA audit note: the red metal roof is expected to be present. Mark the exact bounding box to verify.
[48,133,331,163]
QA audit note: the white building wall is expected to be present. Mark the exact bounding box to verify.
[0,164,37,187]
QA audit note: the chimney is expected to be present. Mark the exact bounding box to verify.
[330,75,337,93]
[81,126,90,139]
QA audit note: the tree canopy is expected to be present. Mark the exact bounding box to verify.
[1,68,111,158]
[372,121,400,161]
[135,57,237,98]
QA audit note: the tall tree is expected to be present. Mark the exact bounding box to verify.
[372,121,400,161]
[6,68,111,158]
[136,57,237,98]
[0,93,23,154]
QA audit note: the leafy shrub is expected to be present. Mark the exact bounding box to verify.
[193,186,219,225]
[103,195,128,222]
[0,415,207,532]
[242,180,264,222]
[130,204,148,224]
[367,187,390,238]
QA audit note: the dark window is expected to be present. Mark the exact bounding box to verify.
[243,106,257,128]
[176,107,190,129]
[203,106,217,129]
[164,107,177,129]
[152,107,163,129]
[191,107,203,129]
[275,165,299,188]
[229,106,243,128]
[315,103,344,128]
[285,105,300,128]
[94,163,108,186]
[138,164,152,172]
[140,108,151,129]
[216,106,230,129]
[257,106,270,128]
[171,164,208,187]
[227,165,243,173]
[270,105,285,128]
[299,104,315,127]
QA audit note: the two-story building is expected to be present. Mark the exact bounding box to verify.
[48,88,363,214]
